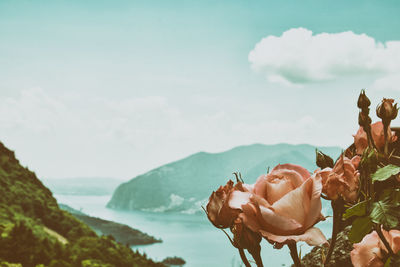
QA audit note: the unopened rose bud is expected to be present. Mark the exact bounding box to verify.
[316,150,334,169]
[376,98,398,122]
[357,90,371,110]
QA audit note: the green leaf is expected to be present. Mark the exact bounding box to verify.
[343,199,370,220]
[348,216,373,243]
[385,257,392,267]
[385,254,400,267]
[370,200,400,228]
[315,149,334,169]
[372,165,400,183]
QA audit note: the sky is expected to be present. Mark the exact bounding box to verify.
[1,0,400,180]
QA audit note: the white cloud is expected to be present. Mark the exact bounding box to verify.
[249,28,400,89]
[0,88,353,180]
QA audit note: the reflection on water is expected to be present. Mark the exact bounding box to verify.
[55,195,333,267]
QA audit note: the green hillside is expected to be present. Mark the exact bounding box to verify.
[107,143,341,213]
[0,142,164,267]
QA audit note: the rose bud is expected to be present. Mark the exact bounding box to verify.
[376,98,398,122]
[357,89,371,110]
[314,155,361,202]
[229,164,327,249]
[353,121,397,154]
[351,229,400,267]
[231,216,262,253]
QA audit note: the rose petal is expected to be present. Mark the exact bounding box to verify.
[314,168,332,187]
[260,227,328,248]
[271,163,311,182]
[304,175,323,229]
[264,175,295,204]
[228,191,252,209]
[271,177,314,226]
[253,175,268,199]
[351,231,384,267]
[351,155,361,169]
[383,229,400,254]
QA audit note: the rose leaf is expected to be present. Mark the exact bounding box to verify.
[371,165,400,183]
[343,199,370,220]
[348,216,373,243]
[370,200,400,229]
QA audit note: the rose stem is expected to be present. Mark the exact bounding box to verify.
[238,248,251,267]
[383,121,389,156]
[288,243,302,267]
[249,245,264,267]
[375,224,395,256]
[324,199,342,266]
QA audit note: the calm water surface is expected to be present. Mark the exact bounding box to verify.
[55,194,333,267]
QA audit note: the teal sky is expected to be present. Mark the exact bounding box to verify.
[1,0,400,179]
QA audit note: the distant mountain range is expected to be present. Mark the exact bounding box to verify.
[107,143,342,213]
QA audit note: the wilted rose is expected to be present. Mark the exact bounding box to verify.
[353,121,397,154]
[351,229,400,267]
[314,155,361,202]
[206,180,241,229]
[229,164,327,248]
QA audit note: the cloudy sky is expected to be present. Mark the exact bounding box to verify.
[1,0,400,180]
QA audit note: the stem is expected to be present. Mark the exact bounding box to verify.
[383,121,389,156]
[288,243,302,267]
[366,129,377,150]
[375,225,395,256]
[238,248,251,267]
[248,245,264,267]
[324,200,342,266]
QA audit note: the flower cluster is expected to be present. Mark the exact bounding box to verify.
[205,91,400,267]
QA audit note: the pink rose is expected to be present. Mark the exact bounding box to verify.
[353,121,397,154]
[229,164,327,248]
[314,155,361,202]
[351,229,400,267]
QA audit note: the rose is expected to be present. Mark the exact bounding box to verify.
[228,164,327,248]
[351,229,400,267]
[206,180,262,253]
[353,121,397,154]
[206,180,241,229]
[314,155,361,202]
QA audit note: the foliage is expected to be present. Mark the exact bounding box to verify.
[0,142,164,267]
[371,165,400,183]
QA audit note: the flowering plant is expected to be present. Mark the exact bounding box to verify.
[204,90,400,267]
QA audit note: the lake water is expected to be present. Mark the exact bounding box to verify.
[55,194,333,267]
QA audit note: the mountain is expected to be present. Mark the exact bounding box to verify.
[0,141,164,267]
[42,177,125,196]
[107,143,342,213]
[59,204,162,245]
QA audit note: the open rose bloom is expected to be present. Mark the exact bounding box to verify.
[314,155,361,202]
[351,229,400,267]
[223,164,327,249]
[353,121,397,154]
